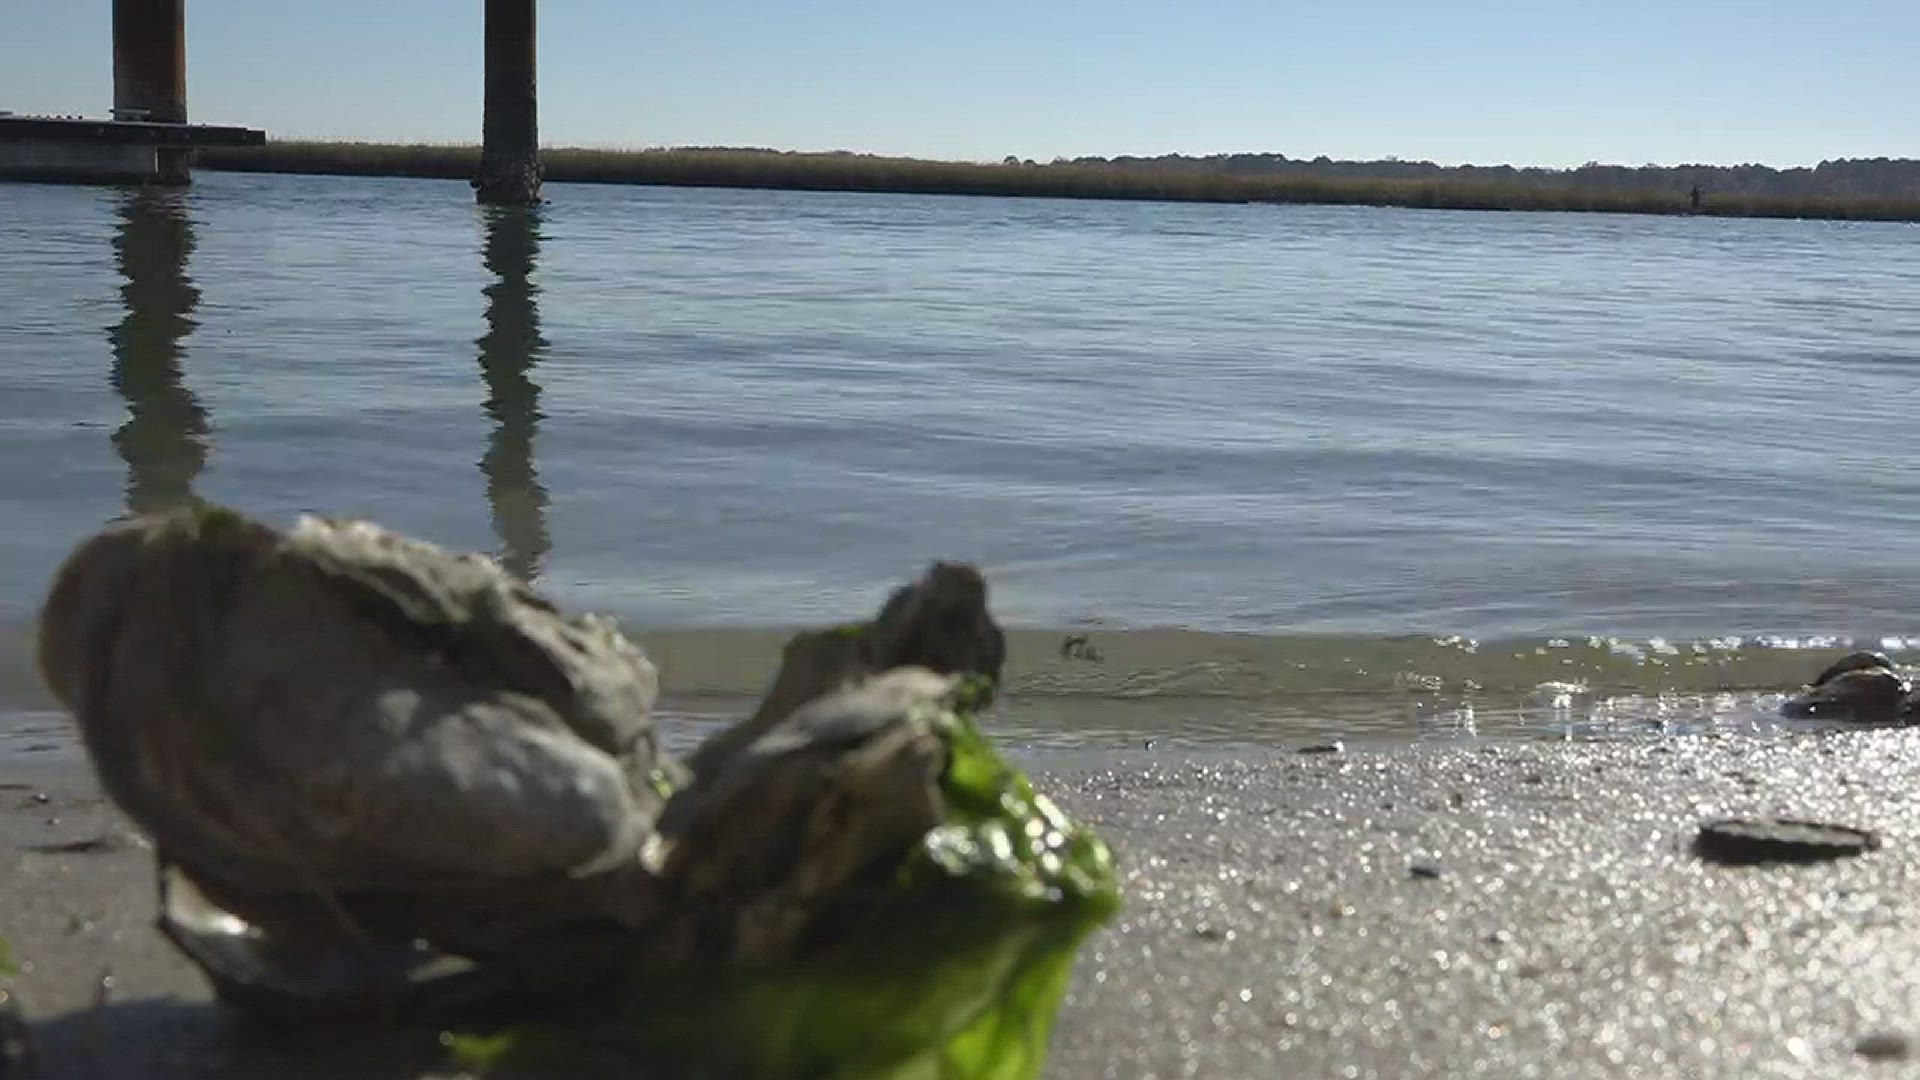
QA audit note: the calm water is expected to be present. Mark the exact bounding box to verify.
[3,172,1918,753]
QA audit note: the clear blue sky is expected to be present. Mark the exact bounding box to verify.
[3,1,1914,167]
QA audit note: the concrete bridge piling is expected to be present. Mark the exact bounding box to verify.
[5,1,544,197]
[111,0,191,182]
[475,0,542,204]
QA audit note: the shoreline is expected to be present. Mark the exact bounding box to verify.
[193,143,1920,223]
[10,728,1920,1077]
[1,626,1901,732]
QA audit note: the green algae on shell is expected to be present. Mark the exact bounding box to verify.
[445,694,1120,1080]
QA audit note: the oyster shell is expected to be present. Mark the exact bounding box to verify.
[37,505,1012,1018]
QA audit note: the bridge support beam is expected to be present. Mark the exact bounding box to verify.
[475,0,542,204]
[112,0,191,184]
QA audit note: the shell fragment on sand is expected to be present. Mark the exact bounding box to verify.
[1693,818,1881,866]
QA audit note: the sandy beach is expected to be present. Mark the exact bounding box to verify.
[8,727,1920,1078]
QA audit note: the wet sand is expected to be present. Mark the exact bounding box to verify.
[8,730,1920,1078]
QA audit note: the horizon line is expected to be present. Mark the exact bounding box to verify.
[237,133,1919,174]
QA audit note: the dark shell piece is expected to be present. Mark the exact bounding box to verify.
[1694,818,1880,866]
[1811,650,1896,687]
[1782,666,1909,720]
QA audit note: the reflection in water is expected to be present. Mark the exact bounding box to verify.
[109,190,209,513]
[477,204,552,581]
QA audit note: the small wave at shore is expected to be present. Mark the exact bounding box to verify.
[637,627,1900,748]
[2,626,1902,761]
[641,627,1911,700]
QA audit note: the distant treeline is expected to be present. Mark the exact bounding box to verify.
[1061,151,1920,203]
[197,142,1920,221]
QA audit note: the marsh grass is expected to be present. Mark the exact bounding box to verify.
[198,141,1920,222]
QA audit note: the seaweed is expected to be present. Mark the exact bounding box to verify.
[445,693,1119,1080]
